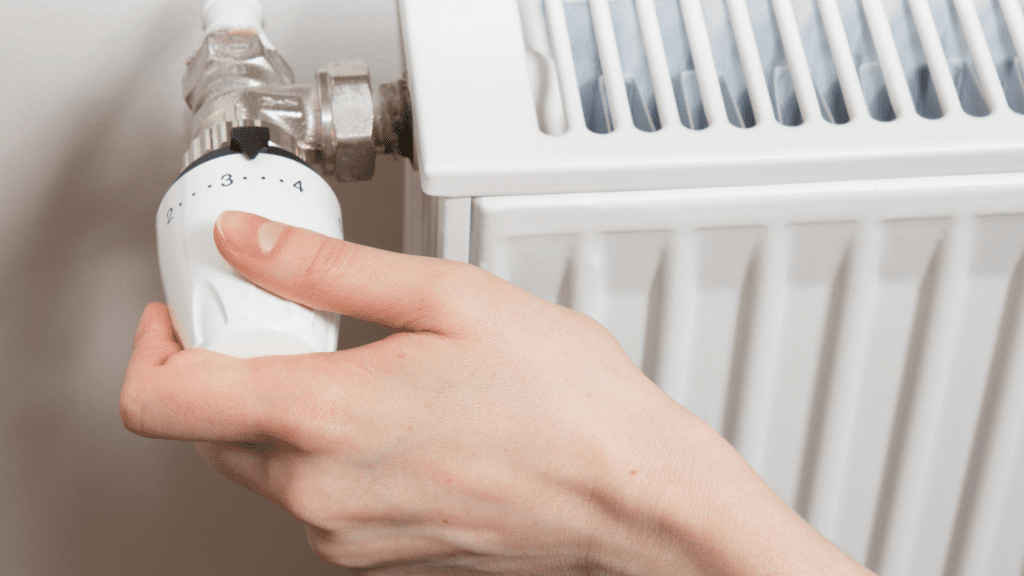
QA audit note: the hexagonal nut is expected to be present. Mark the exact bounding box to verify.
[183,31,295,111]
[317,61,375,181]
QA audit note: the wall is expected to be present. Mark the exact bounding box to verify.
[0,1,407,574]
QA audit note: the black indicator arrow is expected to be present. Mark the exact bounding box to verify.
[230,126,271,159]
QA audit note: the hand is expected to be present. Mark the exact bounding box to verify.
[122,210,875,575]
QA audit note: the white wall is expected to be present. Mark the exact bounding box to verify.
[0,1,407,574]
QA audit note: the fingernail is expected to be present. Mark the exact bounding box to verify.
[215,211,283,257]
[257,220,284,254]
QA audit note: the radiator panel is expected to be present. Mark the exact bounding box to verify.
[468,173,1024,575]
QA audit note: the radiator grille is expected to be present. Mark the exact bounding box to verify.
[469,175,1024,576]
[399,0,1024,196]
[532,0,1024,133]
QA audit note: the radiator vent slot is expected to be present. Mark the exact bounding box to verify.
[835,0,898,120]
[526,0,1024,133]
[978,0,1024,113]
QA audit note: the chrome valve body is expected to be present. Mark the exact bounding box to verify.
[181,30,411,181]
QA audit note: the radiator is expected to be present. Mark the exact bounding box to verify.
[397,0,1024,574]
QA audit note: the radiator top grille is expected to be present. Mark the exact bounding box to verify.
[399,0,1024,197]
[539,0,1024,134]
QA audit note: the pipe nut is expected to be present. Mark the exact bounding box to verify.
[317,61,375,182]
[183,31,294,111]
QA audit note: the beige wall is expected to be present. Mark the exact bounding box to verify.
[0,1,407,573]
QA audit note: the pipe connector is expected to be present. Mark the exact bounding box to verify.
[316,62,375,181]
[183,31,293,113]
[181,30,412,181]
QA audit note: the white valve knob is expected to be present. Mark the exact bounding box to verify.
[156,144,342,359]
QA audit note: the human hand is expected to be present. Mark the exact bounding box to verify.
[122,210,875,575]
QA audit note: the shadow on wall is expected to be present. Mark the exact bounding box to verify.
[0,2,407,565]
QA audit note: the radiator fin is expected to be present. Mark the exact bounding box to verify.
[672,0,730,125]
[868,217,974,576]
[762,222,855,509]
[944,214,1024,576]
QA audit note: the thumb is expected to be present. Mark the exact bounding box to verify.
[212,210,477,335]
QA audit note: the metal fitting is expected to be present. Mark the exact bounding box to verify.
[183,31,294,112]
[181,30,413,181]
[316,61,375,181]
[183,85,320,167]
[374,79,415,167]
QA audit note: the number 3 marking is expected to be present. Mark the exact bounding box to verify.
[221,174,233,186]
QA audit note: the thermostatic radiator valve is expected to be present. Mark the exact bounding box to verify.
[156,6,411,359]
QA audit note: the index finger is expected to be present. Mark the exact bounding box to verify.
[120,302,278,443]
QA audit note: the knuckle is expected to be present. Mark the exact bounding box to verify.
[552,306,624,355]
[305,526,361,568]
[293,483,388,570]
[327,546,379,571]
[279,470,336,527]
[331,545,389,572]
[119,391,144,436]
[305,527,342,566]
[119,374,148,436]
[576,309,613,338]
[578,312,621,349]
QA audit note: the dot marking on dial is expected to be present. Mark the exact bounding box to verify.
[169,173,307,226]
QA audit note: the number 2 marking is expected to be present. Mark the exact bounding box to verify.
[166,207,173,224]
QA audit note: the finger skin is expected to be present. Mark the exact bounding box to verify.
[194,441,269,496]
[213,210,494,336]
[121,301,182,437]
[120,208,465,445]
[121,301,301,443]
[128,302,182,367]
[121,302,400,447]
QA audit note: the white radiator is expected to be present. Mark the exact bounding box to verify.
[397,0,1024,574]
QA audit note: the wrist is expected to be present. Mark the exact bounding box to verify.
[579,402,722,574]
[580,399,873,575]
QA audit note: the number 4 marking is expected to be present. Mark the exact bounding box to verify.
[294,181,303,193]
